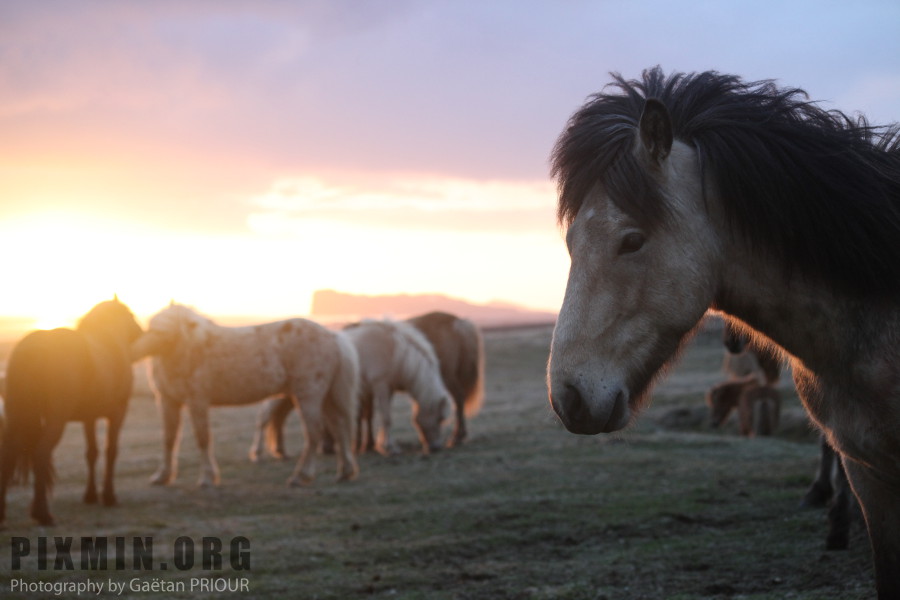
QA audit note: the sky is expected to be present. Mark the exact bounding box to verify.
[2,0,899,331]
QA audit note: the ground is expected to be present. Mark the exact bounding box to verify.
[0,320,876,599]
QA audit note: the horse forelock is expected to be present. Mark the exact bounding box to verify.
[552,94,669,232]
[553,66,900,296]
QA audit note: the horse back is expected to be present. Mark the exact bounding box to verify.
[341,322,396,386]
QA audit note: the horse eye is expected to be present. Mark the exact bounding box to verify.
[618,231,646,255]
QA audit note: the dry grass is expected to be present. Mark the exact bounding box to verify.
[0,322,875,599]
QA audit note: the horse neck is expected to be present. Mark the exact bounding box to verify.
[713,239,872,376]
[392,334,442,406]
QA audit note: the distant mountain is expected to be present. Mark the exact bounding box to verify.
[310,289,556,329]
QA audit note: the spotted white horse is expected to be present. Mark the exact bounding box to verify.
[133,303,359,487]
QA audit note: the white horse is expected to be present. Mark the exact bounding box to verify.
[547,68,900,598]
[251,318,452,458]
[132,303,359,487]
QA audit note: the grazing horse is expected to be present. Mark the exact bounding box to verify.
[132,304,358,487]
[546,68,900,597]
[0,298,143,525]
[705,379,780,437]
[709,322,782,436]
[345,319,454,454]
[251,319,453,458]
[406,312,484,447]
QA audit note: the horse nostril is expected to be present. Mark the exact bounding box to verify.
[561,383,591,423]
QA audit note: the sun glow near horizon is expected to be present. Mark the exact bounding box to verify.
[0,174,569,337]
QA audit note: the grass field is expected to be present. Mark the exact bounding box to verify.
[0,319,876,599]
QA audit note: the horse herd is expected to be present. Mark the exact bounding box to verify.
[2,66,899,598]
[0,300,484,527]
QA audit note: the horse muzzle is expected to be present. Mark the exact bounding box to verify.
[130,330,172,360]
[549,378,631,435]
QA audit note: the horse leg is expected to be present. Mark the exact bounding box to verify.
[446,381,467,447]
[250,398,278,463]
[31,420,66,526]
[151,398,183,485]
[288,397,322,486]
[252,394,293,460]
[186,400,219,487]
[322,393,358,483]
[372,384,397,455]
[825,454,852,550]
[842,459,900,597]
[101,412,125,506]
[270,395,292,459]
[0,422,19,524]
[355,389,375,453]
[83,420,99,504]
[800,436,835,508]
[737,390,754,436]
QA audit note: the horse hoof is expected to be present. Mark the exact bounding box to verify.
[33,514,55,526]
[336,469,358,483]
[288,475,314,487]
[448,433,467,448]
[102,495,118,507]
[800,484,831,509]
[149,471,172,486]
[84,492,99,505]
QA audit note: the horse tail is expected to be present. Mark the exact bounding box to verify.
[1,364,48,489]
[455,318,485,417]
[324,332,360,479]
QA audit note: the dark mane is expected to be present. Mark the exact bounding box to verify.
[551,66,900,296]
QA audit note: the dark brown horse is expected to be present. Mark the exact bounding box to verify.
[0,298,142,525]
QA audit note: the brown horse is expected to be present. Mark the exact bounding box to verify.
[706,378,781,437]
[406,312,484,447]
[0,298,143,525]
[710,322,782,436]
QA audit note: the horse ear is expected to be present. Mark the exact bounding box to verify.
[639,98,673,164]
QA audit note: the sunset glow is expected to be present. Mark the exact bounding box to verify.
[0,174,569,336]
[2,2,898,337]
